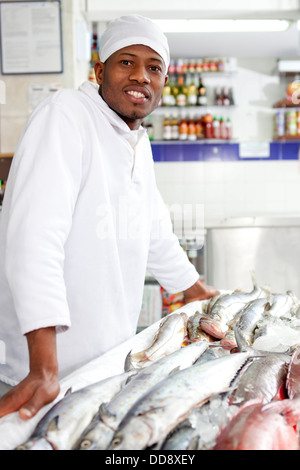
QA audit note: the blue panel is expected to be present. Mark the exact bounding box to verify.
[151,141,300,162]
[280,142,300,160]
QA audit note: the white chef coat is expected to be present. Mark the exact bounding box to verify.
[0,81,199,385]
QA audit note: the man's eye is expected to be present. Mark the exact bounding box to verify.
[150,66,161,72]
[121,60,131,66]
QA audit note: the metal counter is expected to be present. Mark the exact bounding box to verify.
[205,217,300,297]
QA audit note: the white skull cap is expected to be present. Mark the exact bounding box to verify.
[99,15,170,71]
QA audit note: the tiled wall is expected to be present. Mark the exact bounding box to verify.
[154,159,300,227]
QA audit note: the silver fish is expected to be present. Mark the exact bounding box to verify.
[229,355,289,406]
[187,311,215,343]
[235,298,271,344]
[108,352,250,450]
[75,341,209,450]
[267,292,300,318]
[125,312,188,370]
[15,371,133,450]
[200,271,264,339]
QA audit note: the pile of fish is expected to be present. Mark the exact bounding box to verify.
[15,273,300,451]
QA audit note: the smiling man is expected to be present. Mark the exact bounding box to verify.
[0,15,218,421]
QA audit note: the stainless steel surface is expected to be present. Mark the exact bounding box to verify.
[205,217,300,297]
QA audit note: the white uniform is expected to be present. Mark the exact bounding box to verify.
[0,82,199,385]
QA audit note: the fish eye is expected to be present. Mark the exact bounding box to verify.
[111,435,123,447]
[79,439,92,449]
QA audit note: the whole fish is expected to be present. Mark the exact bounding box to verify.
[75,341,209,450]
[235,298,271,344]
[214,401,299,450]
[267,292,297,318]
[15,371,133,450]
[187,311,215,343]
[200,272,264,339]
[107,352,250,450]
[125,312,188,370]
[229,355,288,406]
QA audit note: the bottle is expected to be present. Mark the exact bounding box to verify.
[187,116,197,141]
[198,77,207,106]
[203,114,213,139]
[0,180,2,206]
[179,114,188,141]
[171,114,179,140]
[162,80,174,106]
[195,116,204,140]
[222,87,231,106]
[186,76,198,106]
[225,117,232,139]
[212,117,220,139]
[219,117,227,139]
[215,87,223,106]
[176,76,187,107]
[163,114,172,140]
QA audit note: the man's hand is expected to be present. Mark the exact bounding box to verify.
[183,279,219,304]
[0,327,60,420]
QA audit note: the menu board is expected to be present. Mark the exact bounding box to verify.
[0,1,63,74]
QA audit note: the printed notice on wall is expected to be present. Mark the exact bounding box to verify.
[239,142,270,159]
[0,1,63,74]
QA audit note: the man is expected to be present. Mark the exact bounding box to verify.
[0,15,218,420]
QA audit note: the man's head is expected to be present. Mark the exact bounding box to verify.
[94,15,170,130]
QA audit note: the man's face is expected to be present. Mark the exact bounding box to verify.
[95,45,168,130]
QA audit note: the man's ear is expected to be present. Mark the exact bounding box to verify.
[94,61,105,86]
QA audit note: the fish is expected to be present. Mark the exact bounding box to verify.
[229,355,289,406]
[214,400,300,450]
[160,420,200,450]
[107,351,250,450]
[125,312,188,370]
[200,271,264,339]
[15,371,133,450]
[187,311,215,343]
[75,340,209,450]
[286,346,300,399]
[266,292,298,318]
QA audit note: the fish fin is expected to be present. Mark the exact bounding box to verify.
[168,366,180,376]
[98,402,116,420]
[47,416,59,433]
[64,387,72,396]
[124,350,135,371]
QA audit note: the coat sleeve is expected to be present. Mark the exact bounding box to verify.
[146,188,200,294]
[4,100,82,335]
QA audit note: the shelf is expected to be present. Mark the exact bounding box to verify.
[151,139,237,145]
[155,106,236,114]
[0,153,13,159]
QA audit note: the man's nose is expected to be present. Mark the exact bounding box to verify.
[129,66,150,84]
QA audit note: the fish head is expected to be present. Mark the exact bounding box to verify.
[108,417,153,450]
[76,421,114,450]
[200,315,228,339]
[15,437,54,450]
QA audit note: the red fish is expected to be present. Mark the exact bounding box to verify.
[214,400,299,450]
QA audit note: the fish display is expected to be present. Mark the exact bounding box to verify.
[107,352,250,450]
[75,340,209,450]
[14,275,300,451]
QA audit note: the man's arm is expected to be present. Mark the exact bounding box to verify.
[0,327,60,420]
[183,279,219,304]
